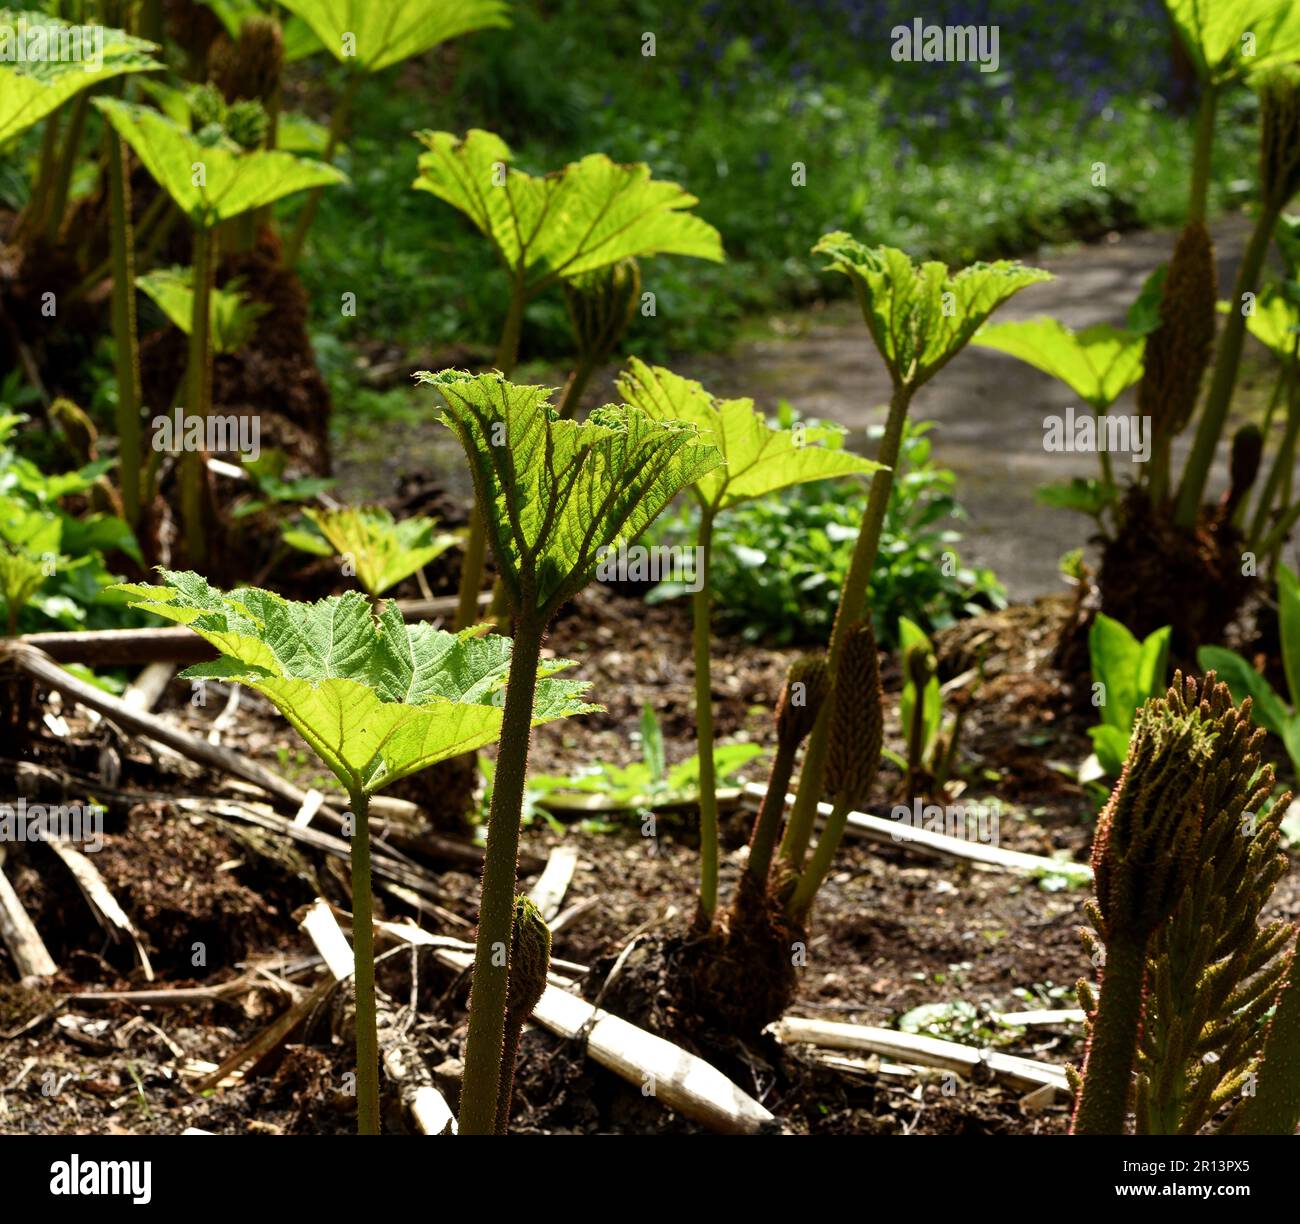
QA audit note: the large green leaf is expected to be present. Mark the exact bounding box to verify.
[114,569,595,795]
[275,0,508,73]
[136,266,268,354]
[1218,286,1300,358]
[1164,0,1300,84]
[297,505,459,598]
[813,234,1051,391]
[415,371,723,618]
[1089,612,1170,734]
[973,318,1145,409]
[412,129,723,296]
[95,98,347,226]
[0,11,158,143]
[615,358,882,511]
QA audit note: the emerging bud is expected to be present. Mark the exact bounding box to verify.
[775,653,828,751]
[505,895,552,1027]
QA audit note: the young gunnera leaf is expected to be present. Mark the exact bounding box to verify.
[136,267,268,354]
[287,505,460,598]
[114,570,596,795]
[615,357,883,510]
[414,371,723,618]
[973,318,1145,410]
[1218,285,1300,358]
[0,11,159,142]
[275,0,509,73]
[412,130,723,296]
[94,98,347,227]
[812,234,1052,391]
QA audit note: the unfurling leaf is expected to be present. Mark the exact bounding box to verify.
[415,370,723,618]
[812,234,1051,390]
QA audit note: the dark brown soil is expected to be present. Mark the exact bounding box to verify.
[2,588,1296,1136]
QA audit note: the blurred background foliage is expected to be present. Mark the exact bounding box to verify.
[300,0,1255,381]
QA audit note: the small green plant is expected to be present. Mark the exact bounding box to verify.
[1198,563,1300,780]
[527,702,763,821]
[894,616,970,800]
[1071,672,1294,1135]
[0,547,46,636]
[616,358,879,923]
[283,505,459,599]
[650,417,1004,650]
[0,414,141,635]
[116,569,593,1135]
[136,267,269,354]
[415,369,720,1134]
[1086,613,1172,778]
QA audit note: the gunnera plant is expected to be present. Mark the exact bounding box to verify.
[415,369,721,1134]
[1071,673,1295,1134]
[116,571,594,1134]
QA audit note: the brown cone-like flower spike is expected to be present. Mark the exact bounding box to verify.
[775,654,829,752]
[505,895,551,1025]
[825,621,883,811]
[564,259,642,366]
[1138,221,1216,446]
[494,896,552,1134]
[212,16,285,107]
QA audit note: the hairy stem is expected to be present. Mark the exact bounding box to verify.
[348,788,380,1135]
[788,795,851,920]
[107,129,142,528]
[453,288,526,631]
[1175,205,1279,526]
[1072,934,1148,1134]
[556,352,598,420]
[44,94,89,242]
[780,383,911,868]
[284,70,360,265]
[458,614,544,1135]
[1187,86,1218,227]
[181,224,216,565]
[1249,374,1300,549]
[692,510,718,926]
